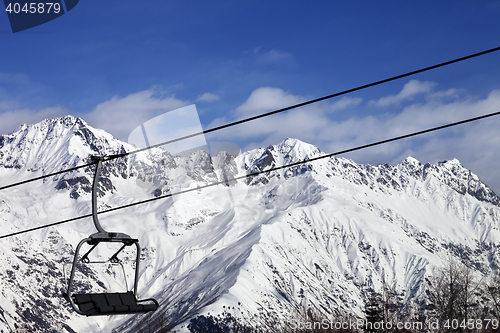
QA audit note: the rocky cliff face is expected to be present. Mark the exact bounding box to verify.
[0,116,498,332]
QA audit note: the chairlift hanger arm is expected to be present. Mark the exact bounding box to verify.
[89,156,133,241]
[91,157,105,234]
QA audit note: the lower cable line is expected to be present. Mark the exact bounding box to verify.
[0,214,92,240]
[1,109,499,240]
[0,162,95,191]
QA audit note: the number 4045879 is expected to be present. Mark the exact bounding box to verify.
[443,319,499,330]
[5,2,61,14]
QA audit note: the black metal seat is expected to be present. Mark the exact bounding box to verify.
[73,292,159,316]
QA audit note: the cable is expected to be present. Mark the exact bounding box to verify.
[0,162,95,191]
[1,109,499,240]
[1,45,499,192]
[1,214,92,239]
[124,46,500,157]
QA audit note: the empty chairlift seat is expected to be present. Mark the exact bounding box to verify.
[65,156,159,316]
[72,292,158,316]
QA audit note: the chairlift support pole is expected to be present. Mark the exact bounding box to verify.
[91,157,105,234]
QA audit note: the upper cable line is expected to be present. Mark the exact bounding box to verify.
[0,45,499,192]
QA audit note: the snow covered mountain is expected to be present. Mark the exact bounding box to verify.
[0,116,499,332]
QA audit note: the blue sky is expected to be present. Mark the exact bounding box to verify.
[1,1,500,192]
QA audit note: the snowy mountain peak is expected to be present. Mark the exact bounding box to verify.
[276,138,322,158]
[0,115,132,175]
[402,156,421,166]
[437,158,461,167]
[9,115,88,139]
[420,158,499,206]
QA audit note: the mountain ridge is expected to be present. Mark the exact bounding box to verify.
[1,116,497,207]
[0,116,498,332]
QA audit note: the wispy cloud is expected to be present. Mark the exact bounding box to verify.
[0,106,70,135]
[0,99,20,111]
[0,72,31,86]
[234,87,303,118]
[84,89,188,141]
[0,72,50,113]
[243,46,263,55]
[196,92,220,102]
[370,80,436,107]
[256,48,294,66]
[0,88,188,141]
[208,86,362,151]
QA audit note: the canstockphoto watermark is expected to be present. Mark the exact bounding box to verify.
[289,318,500,331]
[288,319,432,331]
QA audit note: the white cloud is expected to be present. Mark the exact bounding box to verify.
[428,88,464,100]
[234,87,304,118]
[256,49,294,65]
[196,92,220,102]
[0,106,70,135]
[85,89,187,141]
[328,96,363,113]
[0,72,67,135]
[243,46,262,55]
[0,100,20,111]
[0,72,50,115]
[371,80,436,107]
[0,88,188,141]
[0,72,31,86]
[208,86,363,152]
